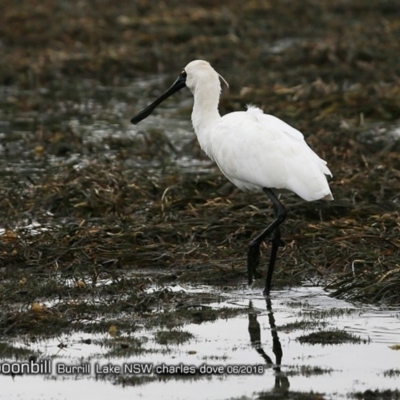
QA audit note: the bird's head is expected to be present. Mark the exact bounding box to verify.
[183,60,228,94]
[131,60,228,124]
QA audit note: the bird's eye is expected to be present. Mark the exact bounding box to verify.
[181,69,187,77]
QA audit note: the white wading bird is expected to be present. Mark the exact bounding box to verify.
[131,60,333,296]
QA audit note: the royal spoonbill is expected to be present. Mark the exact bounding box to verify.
[131,60,333,296]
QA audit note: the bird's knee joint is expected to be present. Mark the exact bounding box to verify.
[248,240,258,249]
[277,215,286,224]
[277,209,287,223]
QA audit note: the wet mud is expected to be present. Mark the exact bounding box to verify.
[1,1,400,399]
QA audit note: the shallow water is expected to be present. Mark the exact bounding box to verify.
[2,286,399,399]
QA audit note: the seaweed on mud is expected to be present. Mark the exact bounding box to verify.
[297,329,364,345]
[1,0,400,342]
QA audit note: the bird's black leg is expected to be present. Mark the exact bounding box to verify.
[247,188,287,296]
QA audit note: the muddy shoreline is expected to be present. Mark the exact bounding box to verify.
[0,1,400,398]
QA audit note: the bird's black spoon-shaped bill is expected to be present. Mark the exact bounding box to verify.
[130,73,187,124]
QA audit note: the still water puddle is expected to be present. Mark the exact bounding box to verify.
[1,286,399,399]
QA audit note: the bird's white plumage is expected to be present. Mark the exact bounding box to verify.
[183,60,333,202]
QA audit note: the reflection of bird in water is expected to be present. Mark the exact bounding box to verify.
[248,299,290,391]
[131,60,333,297]
[248,302,273,364]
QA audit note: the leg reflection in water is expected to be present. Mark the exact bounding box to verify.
[248,298,290,391]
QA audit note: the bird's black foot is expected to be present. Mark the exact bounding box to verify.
[262,286,271,297]
[247,244,262,285]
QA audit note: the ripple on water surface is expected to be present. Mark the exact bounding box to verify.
[1,286,400,399]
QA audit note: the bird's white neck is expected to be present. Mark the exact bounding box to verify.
[190,80,221,159]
